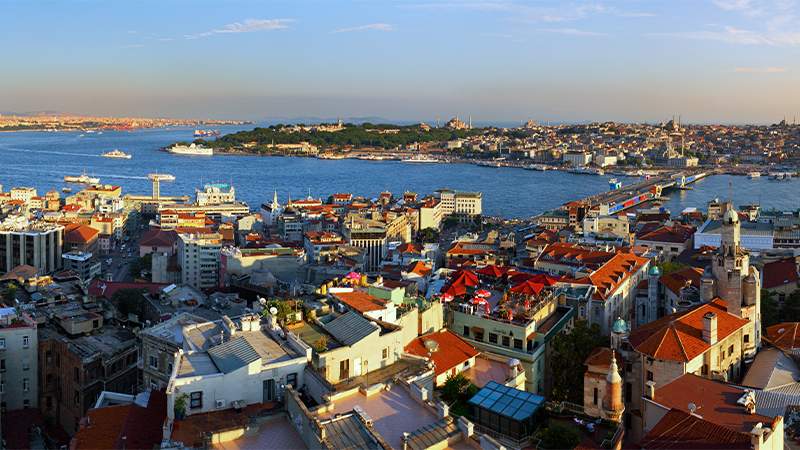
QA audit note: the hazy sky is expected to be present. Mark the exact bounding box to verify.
[2,0,799,123]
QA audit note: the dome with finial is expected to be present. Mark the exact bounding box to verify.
[649,265,661,277]
[612,317,628,334]
[723,207,739,224]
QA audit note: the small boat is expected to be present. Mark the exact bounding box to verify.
[194,129,220,138]
[61,187,72,193]
[101,149,132,159]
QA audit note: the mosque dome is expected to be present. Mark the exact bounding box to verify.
[612,317,628,334]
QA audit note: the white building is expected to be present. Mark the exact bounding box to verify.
[0,221,64,274]
[694,218,774,251]
[165,315,310,420]
[9,187,37,204]
[563,151,592,167]
[0,308,38,410]
[178,232,222,289]
[196,183,236,206]
[436,190,482,218]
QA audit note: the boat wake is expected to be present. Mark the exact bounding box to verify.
[0,145,100,158]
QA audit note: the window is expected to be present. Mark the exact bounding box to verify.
[190,391,203,409]
[625,383,632,402]
[0,338,5,349]
[625,362,632,373]
[74,367,80,382]
[382,348,388,359]
[502,336,510,347]
[744,334,750,343]
[728,345,734,357]
[593,388,598,405]
[513,339,523,350]
[463,326,469,337]
[0,382,3,394]
[22,361,29,371]
[22,336,30,348]
[23,378,30,392]
[286,373,298,389]
[474,330,484,342]
[646,370,654,382]
[74,390,80,406]
[488,333,498,344]
[702,364,708,376]
[149,355,159,370]
[0,359,4,372]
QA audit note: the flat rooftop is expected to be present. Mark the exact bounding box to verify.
[213,416,306,450]
[320,383,438,449]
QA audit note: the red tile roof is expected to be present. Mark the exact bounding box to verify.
[71,390,167,450]
[333,291,388,313]
[477,265,508,278]
[651,374,773,435]
[660,267,704,296]
[64,223,100,244]
[140,228,178,248]
[538,242,615,270]
[637,223,695,243]
[406,261,432,277]
[762,258,799,290]
[641,408,751,449]
[580,252,649,301]
[88,279,167,299]
[766,322,800,350]
[405,330,480,376]
[509,279,545,296]
[628,299,750,362]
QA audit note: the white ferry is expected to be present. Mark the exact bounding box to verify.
[748,172,761,179]
[101,149,132,159]
[64,172,100,184]
[402,155,440,163]
[167,143,213,156]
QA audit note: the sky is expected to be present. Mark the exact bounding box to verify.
[2,0,799,124]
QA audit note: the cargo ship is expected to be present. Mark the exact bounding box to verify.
[166,143,213,156]
[101,149,132,159]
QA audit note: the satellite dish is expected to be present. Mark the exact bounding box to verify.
[269,306,278,316]
[259,297,267,306]
[688,402,697,414]
[423,339,439,353]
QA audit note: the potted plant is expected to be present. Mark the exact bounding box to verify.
[174,393,188,420]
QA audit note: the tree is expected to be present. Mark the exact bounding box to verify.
[783,291,800,322]
[264,299,293,326]
[112,288,146,319]
[761,289,780,332]
[2,284,17,304]
[129,253,152,280]
[418,227,440,243]
[441,373,472,405]
[659,261,688,275]
[539,422,581,450]
[549,320,606,404]
[313,336,328,352]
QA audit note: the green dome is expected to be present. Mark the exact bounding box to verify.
[612,317,628,334]
[649,266,661,276]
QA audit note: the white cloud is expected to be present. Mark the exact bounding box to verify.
[121,44,145,49]
[540,27,607,36]
[734,66,787,72]
[186,19,292,39]
[332,23,394,33]
[651,25,800,45]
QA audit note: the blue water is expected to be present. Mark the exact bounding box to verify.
[0,127,797,217]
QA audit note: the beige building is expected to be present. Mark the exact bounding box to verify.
[178,232,222,289]
[0,309,38,410]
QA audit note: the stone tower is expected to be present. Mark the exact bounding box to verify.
[710,202,761,356]
[603,351,625,423]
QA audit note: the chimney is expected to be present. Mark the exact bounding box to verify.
[703,312,718,345]
[645,381,656,400]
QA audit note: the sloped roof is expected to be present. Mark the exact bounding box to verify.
[333,291,387,313]
[405,330,480,376]
[72,390,167,450]
[322,311,379,346]
[585,252,649,301]
[766,322,800,350]
[640,408,751,449]
[660,267,705,296]
[208,336,260,373]
[653,374,773,435]
[140,228,178,248]
[762,259,799,290]
[509,280,545,296]
[741,347,800,391]
[64,223,100,244]
[637,223,695,243]
[628,299,749,362]
[88,279,167,299]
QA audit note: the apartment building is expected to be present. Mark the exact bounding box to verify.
[178,232,222,290]
[436,189,482,220]
[0,220,64,274]
[343,217,387,272]
[0,308,38,411]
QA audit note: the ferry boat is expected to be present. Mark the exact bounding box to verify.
[194,129,220,138]
[61,187,72,193]
[64,172,100,184]
[524,164,550,171]
[402,155,440,163]
[748,172,761,179]
[101,149,132,159]
[167,143,213,156]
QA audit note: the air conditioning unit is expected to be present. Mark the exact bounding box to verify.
[215,399,225,409]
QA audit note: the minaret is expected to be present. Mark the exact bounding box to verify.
[603,351,624,422]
